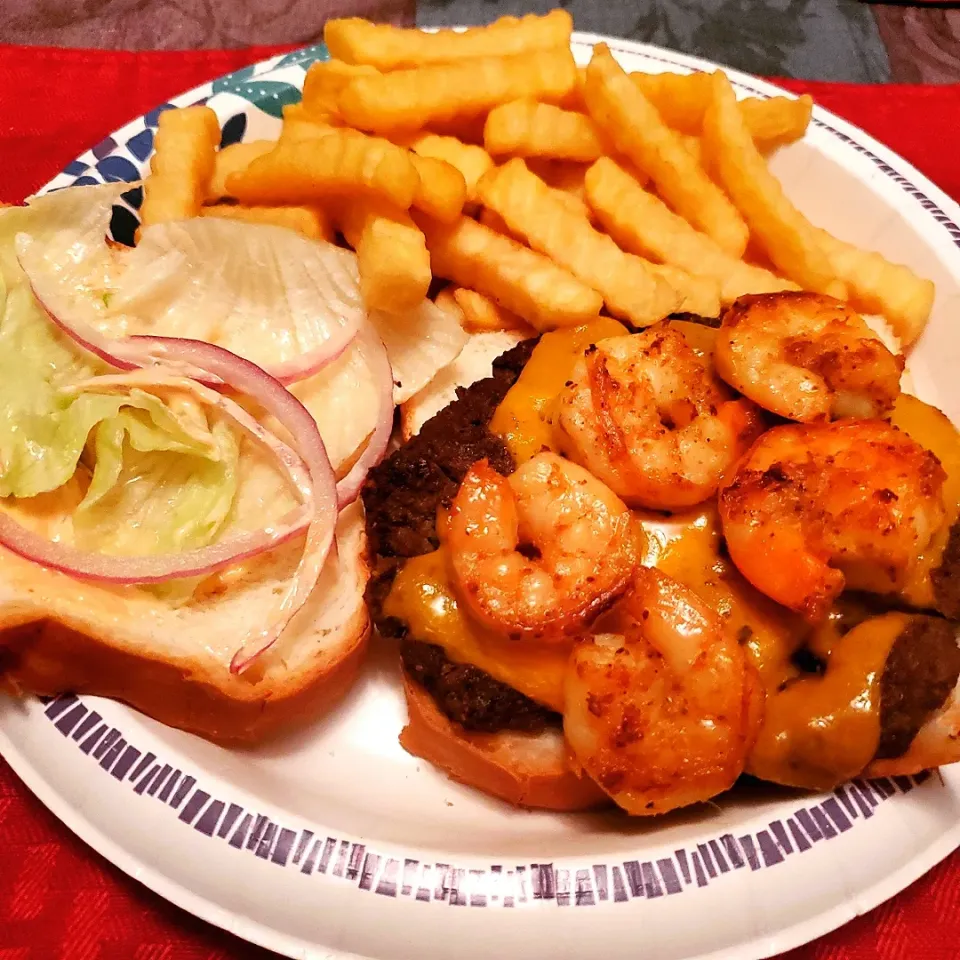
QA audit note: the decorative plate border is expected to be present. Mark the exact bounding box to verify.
[39,692,930,908]
[18,35,960,921]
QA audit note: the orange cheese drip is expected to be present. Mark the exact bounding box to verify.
[384,548,571,712]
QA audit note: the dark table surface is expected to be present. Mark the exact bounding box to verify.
[1,1,959,84]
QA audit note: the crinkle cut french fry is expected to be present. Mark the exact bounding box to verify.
[418,213,603,330]
[409,154,468,223]
[701,71,846,298]
[647,263,720,318]
[302,59,379,119]
[225,130,420,209]
[141,105,221,227]
[207,141,275,201]
[201,204,334,241]
[815,229,934,346]
[631,72,715,135]
[742,94,814,152]
[452,286,533,333]
[584,157,797,305]
[338,48,577,134]
[484,100,605,163]
[403,133,494,201]
[585,46,748,258]
[324,10,572,70]
[632,71,813,149]
[478,158,679,326]
[339,201,431,312]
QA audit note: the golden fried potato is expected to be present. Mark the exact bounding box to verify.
[302,59,379,119]
[452,286,534,333]
[478,158,680,326]
[677,133,702,166]
[632,71,813,149]
[207,140,275,201]
[742,94,814,152]
[141,105,221,227]
[201,203,334,241]
[815,229,934,346]
[584,157,797,305]
[525,159,590,200]
[631,71,714,135]
[418,213,603,330]
[586,46,748,257]
[324,10,572,70]
[225,131,420,209]
[647,263,720,317]
[478,207,517,238]
[410,154,468,222]
[484,100,605,163]
[558,66,587,111]
[701,71,845,298]
[279,105,339,144]
[425,114,488,145]
[338,48,577,134]
[402,133,494,201]
[338,201,431,312]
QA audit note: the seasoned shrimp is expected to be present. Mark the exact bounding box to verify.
[715,292,904,422]
[556,326,763,510]
[564,567,761,816]
[446,452,641,639]
[719,420,946,622]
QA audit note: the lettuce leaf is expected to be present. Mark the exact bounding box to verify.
[0,188,244,564]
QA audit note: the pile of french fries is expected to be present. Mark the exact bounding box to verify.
[139,9,935,345]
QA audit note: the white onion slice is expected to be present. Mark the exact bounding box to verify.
[16,219,366,385]
[335,327,395,508]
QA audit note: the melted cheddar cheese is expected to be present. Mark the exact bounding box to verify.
[892,394,960,608]
[489,318,625,464]
[384,548,572,712]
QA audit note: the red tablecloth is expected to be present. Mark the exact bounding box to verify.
[1,43,960,960]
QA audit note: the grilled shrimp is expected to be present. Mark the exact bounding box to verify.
[556,326,763,510]
[564,567,761,816]
[446,452,641,639]
[719,420,946,622]
[715,292,904,422]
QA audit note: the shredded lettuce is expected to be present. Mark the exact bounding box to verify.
[0,190,244,564]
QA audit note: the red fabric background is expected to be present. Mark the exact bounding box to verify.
[1,43,960,960]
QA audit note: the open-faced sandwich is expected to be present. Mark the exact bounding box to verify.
[366,297,960,815]
[0,182,466,742]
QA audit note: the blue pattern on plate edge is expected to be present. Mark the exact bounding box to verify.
[34,40,960,906]
[38,692,933,907]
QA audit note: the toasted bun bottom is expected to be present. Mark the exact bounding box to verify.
[399,672,608,811]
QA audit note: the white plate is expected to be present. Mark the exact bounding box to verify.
[3,32,960,960]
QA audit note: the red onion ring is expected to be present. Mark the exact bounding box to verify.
[335,327,395,508]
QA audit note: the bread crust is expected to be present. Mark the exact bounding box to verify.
[0,508,371,745]
[400,671,608,811]
[0,605,368,745]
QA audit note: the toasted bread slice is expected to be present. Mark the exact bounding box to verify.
[400,672,607,811]
[0,502,369,744]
